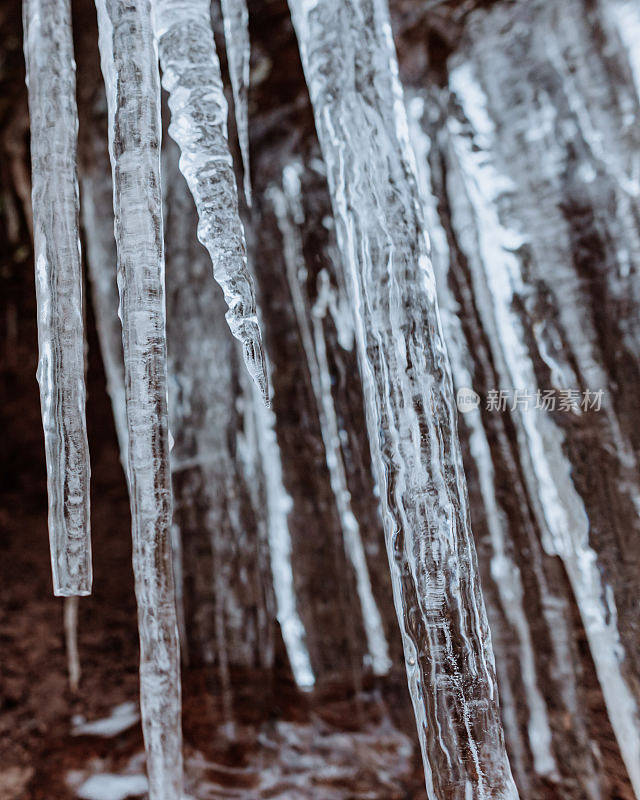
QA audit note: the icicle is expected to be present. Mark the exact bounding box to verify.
[81,170,129,472]
[242,372,315,689]
[220,0,253,205]
[94,0,183,796]
[212,547,235,732]
[287,1,518,797]
[170,522,189,667]
[23,0,92,597]
[64,596,81,692]
[270,170,391,677]
[150,0,268,404]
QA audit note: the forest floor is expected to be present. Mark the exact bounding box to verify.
[0,480,427,800]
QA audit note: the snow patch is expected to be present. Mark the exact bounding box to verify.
[72,702,140,738]
[76,773,147,800]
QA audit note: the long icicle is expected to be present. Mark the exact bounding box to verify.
[287,1,518,797]
[220,0,253,205]
[23,0,92,597]
[151,0,268,404]
[270,174,391,677]
[94,0,183,796]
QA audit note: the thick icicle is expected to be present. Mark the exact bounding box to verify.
[407,95,560,785]
[93,0,183,797]
[151,0,268,403]
[220,0,252,205]
[23,0,92,597]
[288,1,518,796]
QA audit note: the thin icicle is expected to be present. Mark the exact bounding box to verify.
[81,170,129,472]
[64,596,81,692]
[151,0,268,404]
[221,0,252,205]
[94,0,183,797]
[241,372,315,689]
[170,522,189,667]
[23,0,92,597]
[288,1,518,797]
[270,170,391,677]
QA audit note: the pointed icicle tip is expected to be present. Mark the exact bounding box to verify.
[244,334,270,407]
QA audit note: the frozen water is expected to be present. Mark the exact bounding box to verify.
[94,0,183,795]
[23,0,92,596]
[152,0,268,403]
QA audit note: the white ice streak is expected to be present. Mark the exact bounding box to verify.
[247,381,315,689]
[288,1,518,797]
[76,774,148,800]
[151,0,268,403]
[94,0,183,796]
[543,21,639,199]
[221,0,253,204]
[23,0,92,596]
[603,1,640,114]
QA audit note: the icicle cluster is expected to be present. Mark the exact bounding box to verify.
[93,0,183,796]
[287,0,518,796]
[151,0,269,405]
[23,0,92,597]
[22,0,640,796]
